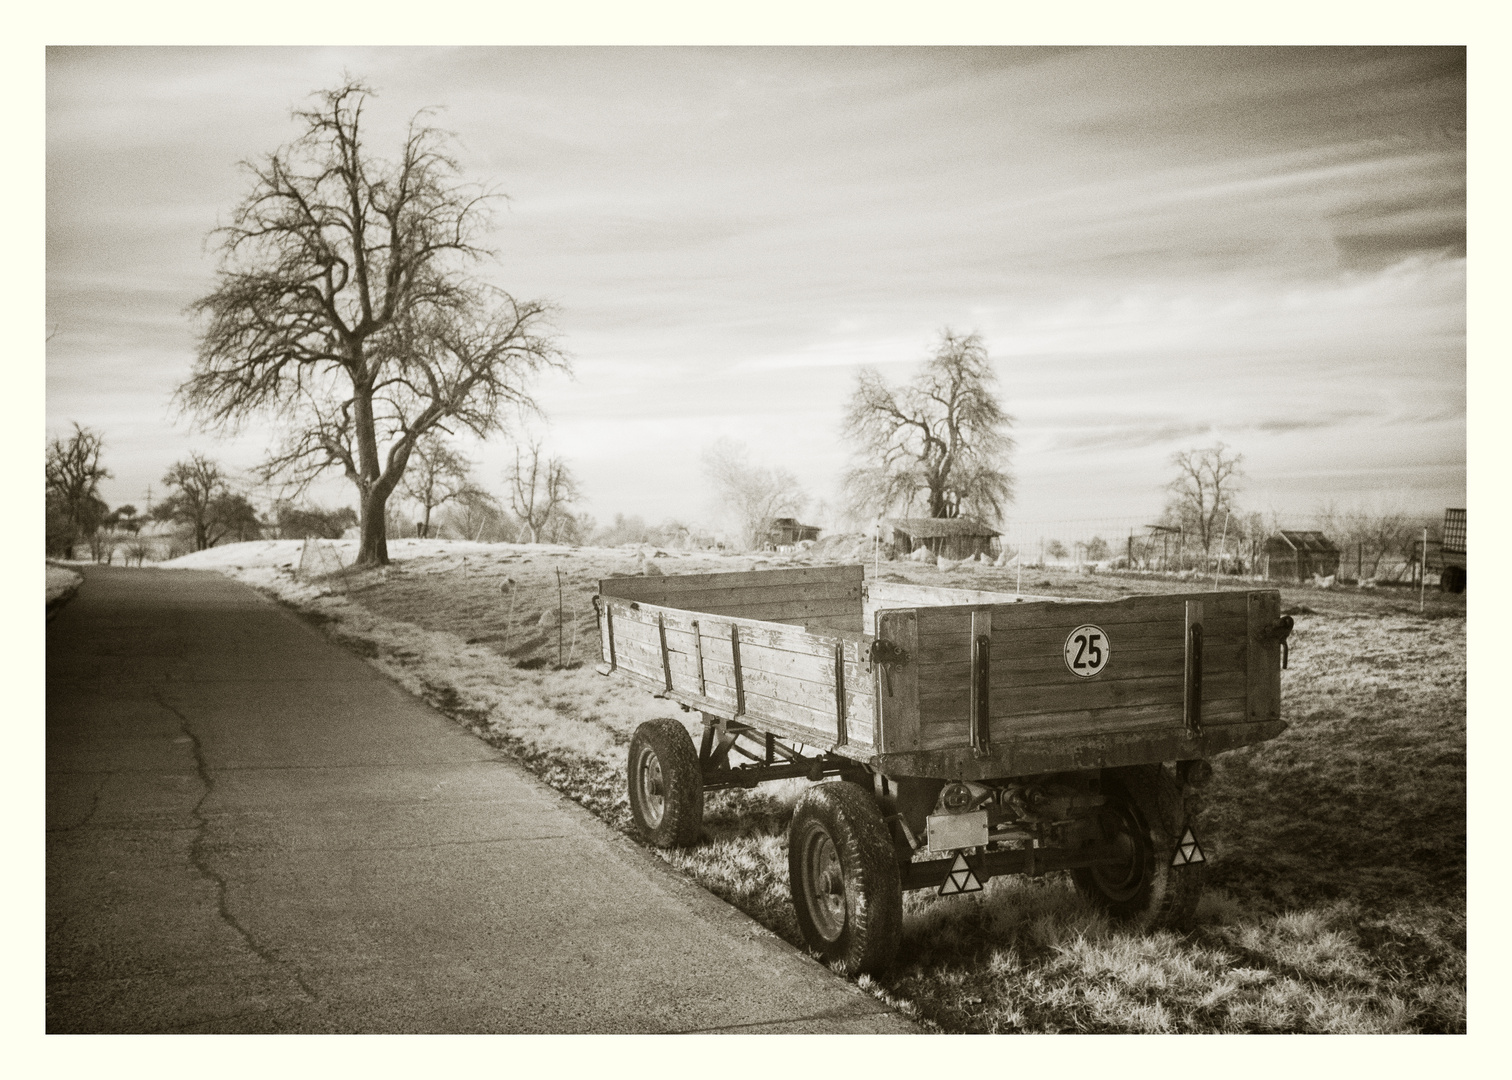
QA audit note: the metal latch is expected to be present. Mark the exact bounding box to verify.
[868,639,910,695]
[1270,615,1296,670]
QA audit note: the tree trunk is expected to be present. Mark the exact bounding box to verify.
[358,490,391,566]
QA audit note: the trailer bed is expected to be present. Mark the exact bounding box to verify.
[597,564,1286,780]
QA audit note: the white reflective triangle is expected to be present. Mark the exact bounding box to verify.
[938,853,983,895]
[1171,828,1206,866]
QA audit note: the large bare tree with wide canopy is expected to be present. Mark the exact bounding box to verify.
[181,80,564,566]
[842,330,1015,523]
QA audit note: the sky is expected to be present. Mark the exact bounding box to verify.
[45,46,1466,536]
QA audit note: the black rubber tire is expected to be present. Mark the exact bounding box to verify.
[627,719,704,848]
[1440,566,1465,594]
[787,782,903,975]
[1072,766,1203,931]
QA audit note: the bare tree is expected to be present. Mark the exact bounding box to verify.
[842,330,1014,522]
[507,439,579,544]
[400,432,492,538]
[180,80,565,567]
[45,423,111,558]
[155,454,263,551]
[1165,443,1244,558]
[1317,503,1418,579]
[701,438,807,550]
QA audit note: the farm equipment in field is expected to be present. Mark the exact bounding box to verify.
[593,564,1293,974]
[1440,509,1466,594]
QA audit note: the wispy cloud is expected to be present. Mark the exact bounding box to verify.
[46,46,1464,525]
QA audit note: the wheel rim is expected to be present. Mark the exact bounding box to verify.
[1089,802,1149,901]
[800,827,847,942]
[636,747,666,828]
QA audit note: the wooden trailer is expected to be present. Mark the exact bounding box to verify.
[594,564,1293,973]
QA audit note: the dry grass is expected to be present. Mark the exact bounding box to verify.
[223,544,1465,1034]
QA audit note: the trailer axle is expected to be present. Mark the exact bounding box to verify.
[901,842,1123,891]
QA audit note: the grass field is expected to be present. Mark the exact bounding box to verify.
[191,540,1466,1033]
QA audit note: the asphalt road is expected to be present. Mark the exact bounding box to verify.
[46,566,916,1033]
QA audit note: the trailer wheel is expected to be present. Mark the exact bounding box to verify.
[1072,769,1203,931]
[788,782,902,975]
[628,719,703,848]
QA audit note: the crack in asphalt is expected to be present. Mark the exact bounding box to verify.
[46,775,107,833]
[154,692,320,1005]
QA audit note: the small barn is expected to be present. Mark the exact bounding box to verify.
[1264,530,1341,582]
[887,516,1000,560]
[763,517,822,549]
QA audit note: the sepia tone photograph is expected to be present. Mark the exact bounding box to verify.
[45,42,1467,1039]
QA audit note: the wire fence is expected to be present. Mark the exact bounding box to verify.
[994,511,1449,584]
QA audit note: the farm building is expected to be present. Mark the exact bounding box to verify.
[887,516,1000,560]
[1264,530,1341,582]
[763,517,822,549]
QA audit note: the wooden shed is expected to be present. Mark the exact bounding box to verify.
[887,515,1000,560]
[1264,530,1341,582]
[763,517,822,549]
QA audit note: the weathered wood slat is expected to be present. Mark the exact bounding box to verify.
[601,563,863,595]
[625,614,870,687]
[700,656,874,725]
[911,617,1248,660]
[1246,591,1282,723]
[804,613,868,634]
[864,581,1061,627]
[607,665,878,758]
[678,597,858,623]
[602,600,872,710]
[875,609,921,753]
[916,640,1248,686]
[601,579,860,613]
[606,636,876,747]
[918,669,1249,718]
[605,599,866,664]
[916,697,1250,749]
[698,645,872,698]
[966,594,1250,633]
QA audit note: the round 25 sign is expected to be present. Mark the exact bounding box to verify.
[1063,625,1111,678]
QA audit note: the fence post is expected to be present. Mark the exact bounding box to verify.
[1419,528,1427,611]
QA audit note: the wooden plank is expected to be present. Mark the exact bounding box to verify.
[599,578,860,613]
[666,623,872,692]
[674,596,859,622]
[605,665,877,759]
[912,615,1248,660]
[863,581,1061,627]
[607,599,865,664]
[914,639,1247,689]
[698,656,875,731]
[919,605,1251,641]
[647,613,876,709]
[875,608,921,753]
[872,716,1285,782]
[1247,590,1282,723]
[918,669,1249,719]
[972,593,1251,634]
[915,697,1250,749]
[803,612,868,634]
[600,564,863,598]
